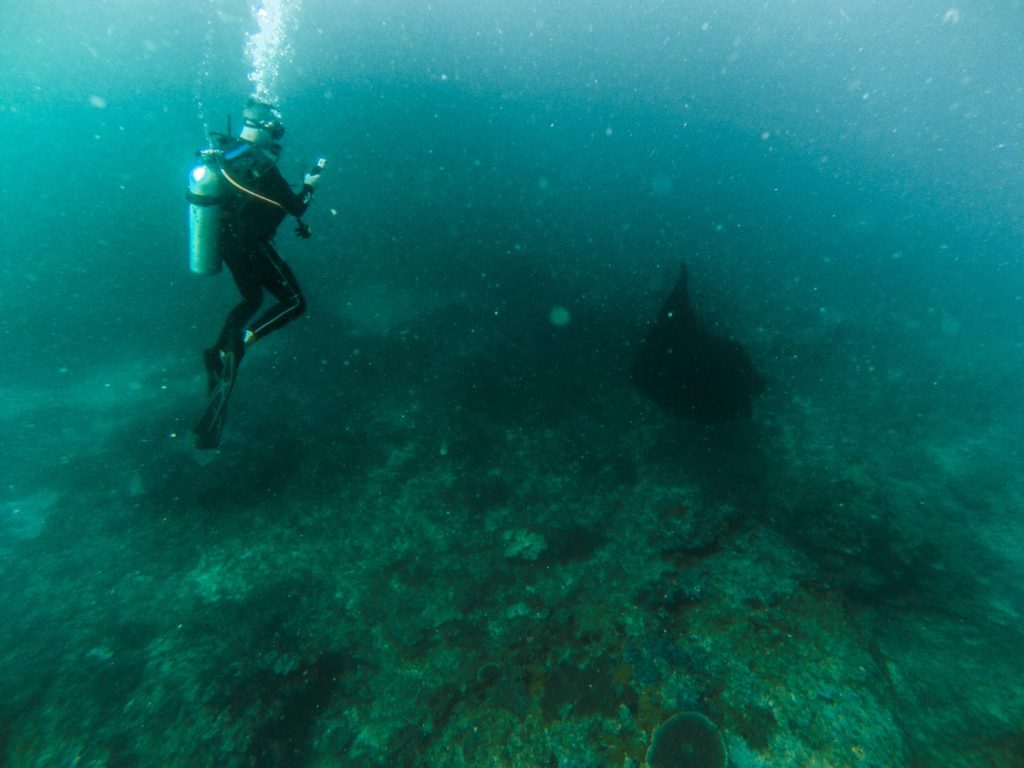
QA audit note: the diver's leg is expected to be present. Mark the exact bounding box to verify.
[216,252,264,353]
[243,240,306,346]
[205,246,264,389]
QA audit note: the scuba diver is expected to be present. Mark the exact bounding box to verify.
[189,97,325,449]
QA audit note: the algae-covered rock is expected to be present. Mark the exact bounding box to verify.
[646,711,727,768]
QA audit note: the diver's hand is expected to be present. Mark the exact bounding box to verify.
[303,158,326,190]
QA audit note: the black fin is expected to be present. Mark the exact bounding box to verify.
[194,348,239,449]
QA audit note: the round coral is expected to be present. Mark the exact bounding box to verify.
[646,711,727,768]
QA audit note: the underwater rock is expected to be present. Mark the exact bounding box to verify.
[502,528,547,560]
[632,263,764,423]
[0,489,59,541]
[540,654,637,723]
[657,498,733,555]
[635,569,709,613]
[646,711,727,768]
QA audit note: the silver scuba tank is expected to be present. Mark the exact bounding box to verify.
[186,149,226,275]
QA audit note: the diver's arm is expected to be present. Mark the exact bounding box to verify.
[263,164,312,218]
[299,161,324,208]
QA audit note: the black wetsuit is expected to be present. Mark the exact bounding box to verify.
[212,139,314,357]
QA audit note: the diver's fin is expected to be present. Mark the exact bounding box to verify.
[194,348,238,449]
[203,348,222,395]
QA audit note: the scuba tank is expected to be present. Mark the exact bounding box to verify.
[186,148,226,275]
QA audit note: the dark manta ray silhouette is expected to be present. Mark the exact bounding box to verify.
[632,263,765,423]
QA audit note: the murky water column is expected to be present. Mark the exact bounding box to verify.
[245,0,302,104]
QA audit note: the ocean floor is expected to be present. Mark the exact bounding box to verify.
[1,294,1022,767]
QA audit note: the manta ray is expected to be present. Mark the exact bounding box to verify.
[632,263,765,423]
